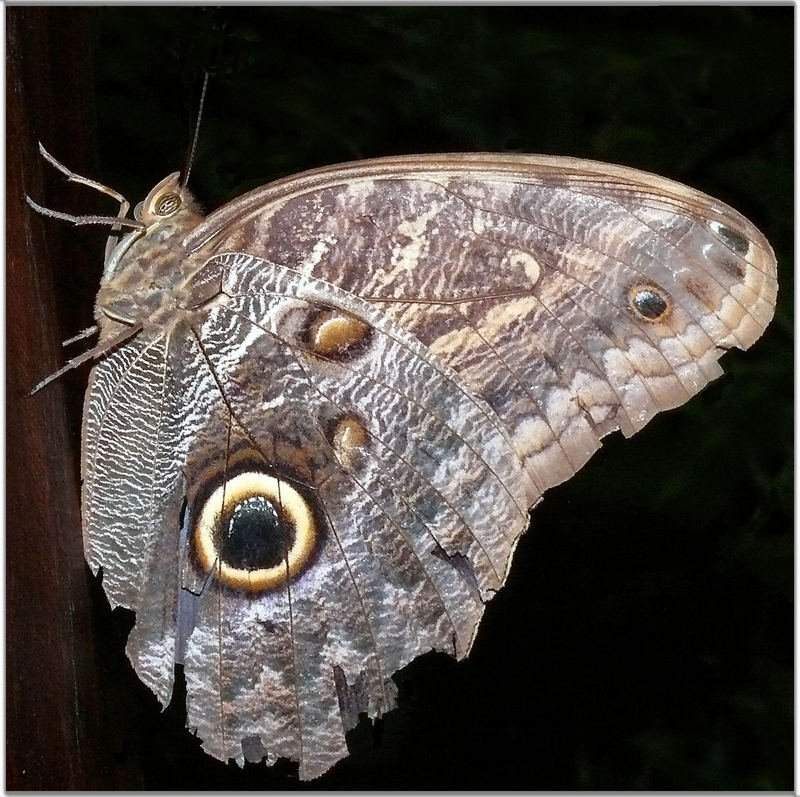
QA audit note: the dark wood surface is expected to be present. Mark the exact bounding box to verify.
[6,8,140,788]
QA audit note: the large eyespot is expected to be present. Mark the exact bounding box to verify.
[193,471,317,592]
[629,283,671,322]
[154,192,181,217]
[304,308,372,360]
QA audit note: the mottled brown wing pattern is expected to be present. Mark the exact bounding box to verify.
[188,155,775,498]
[75,154,776,779]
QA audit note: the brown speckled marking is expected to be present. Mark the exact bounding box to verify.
[722,259,746,279]
[683,278,717,311]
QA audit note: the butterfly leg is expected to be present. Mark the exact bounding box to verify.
[24,194,143,230]
[37,142,130,213]
[29,321,143,395]
[62,326,99,346]
[32,142,144,262]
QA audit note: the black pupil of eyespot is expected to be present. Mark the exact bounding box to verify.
[634,289,668,319]
[221,496,293,570]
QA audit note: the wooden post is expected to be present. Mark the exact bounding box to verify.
[6,8,141,787]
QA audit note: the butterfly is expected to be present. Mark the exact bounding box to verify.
[28,145,777,780]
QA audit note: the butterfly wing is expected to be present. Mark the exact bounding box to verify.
[179,260,533,777]
[188,154,776,497]
[81,331,187,706]
[83,154,776,779]
[83,252,531,778]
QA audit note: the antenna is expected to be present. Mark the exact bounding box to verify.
[182,72,209,189]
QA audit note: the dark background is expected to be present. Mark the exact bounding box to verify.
[7,6,792,790]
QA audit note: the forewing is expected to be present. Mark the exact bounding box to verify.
[187,154,777,499]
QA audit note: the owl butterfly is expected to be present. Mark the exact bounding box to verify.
[31,147,776,780]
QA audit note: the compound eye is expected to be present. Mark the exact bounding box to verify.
[154,192,181,216]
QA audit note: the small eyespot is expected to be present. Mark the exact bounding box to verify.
[193,471,317,593]
[154,192,181,216]
[133,201,144,221]
[629,284,671,322]
[710,221,750,256]
[327,415,369,469]
[304,308,372,359]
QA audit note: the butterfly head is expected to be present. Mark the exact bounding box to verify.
[133,171,203,228]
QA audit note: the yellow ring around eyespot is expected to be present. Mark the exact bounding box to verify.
[194,471,316,592]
